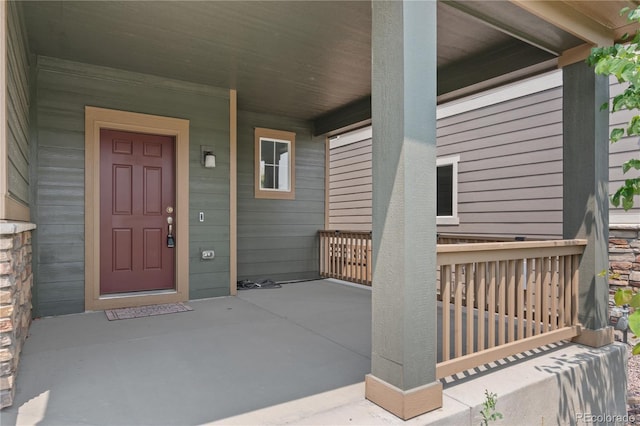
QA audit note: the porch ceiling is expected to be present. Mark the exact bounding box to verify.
[21,1,629,130]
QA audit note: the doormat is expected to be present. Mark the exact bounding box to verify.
[105,302,193,321]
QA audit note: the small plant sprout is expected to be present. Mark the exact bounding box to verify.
[480,389,503,425]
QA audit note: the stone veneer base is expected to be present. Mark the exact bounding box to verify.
[0,221,36,409]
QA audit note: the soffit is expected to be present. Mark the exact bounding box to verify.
[20,1,623,126]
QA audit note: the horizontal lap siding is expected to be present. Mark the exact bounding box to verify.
[237,111,325,282]
[608,78,640,223]
[328,138,372,231]
[6,2,30,207]
[436,86,564,239]
[34,57,230,316]
[327,73,636,236]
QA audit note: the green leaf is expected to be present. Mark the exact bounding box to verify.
[623,194,635,211]
[633,343,640,356]
[629,7,640,22]
[622,158,640,173]
[610,127,625,142]
[630,292,640,309]
[629,311,640,336]
[615,289,633,305]
[600,101,610,111]
[628,115,640,136]
[611,189,622,207]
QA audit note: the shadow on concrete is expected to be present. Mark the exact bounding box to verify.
[534,344,627,425]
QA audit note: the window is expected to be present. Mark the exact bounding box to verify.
[436,155,459,225]
[254,127,295,199]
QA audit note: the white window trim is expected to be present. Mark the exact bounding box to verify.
[254,127,296,200]
[259,137,291,192]
[436,155,460,225]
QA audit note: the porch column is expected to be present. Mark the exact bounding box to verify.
[366,1,442,420]
[563,61,613,346]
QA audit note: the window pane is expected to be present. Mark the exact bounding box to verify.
[277,150,289,190]
[260,139,290,190]
[261,140,275,165]
[275,141,288,159]
[437,165,453,216]
[263,165,276,189]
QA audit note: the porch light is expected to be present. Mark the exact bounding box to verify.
[204,152,216,168]
[201,145,216,168]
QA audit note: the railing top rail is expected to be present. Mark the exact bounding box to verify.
[436,238,587,253]
[318,229,372,236]
[437,233,527,242]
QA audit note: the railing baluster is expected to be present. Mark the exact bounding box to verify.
[366,235,372,286]
[507,260,516,343]
[534,257,543,335]
[340,233,346,281]
[477,262,486,351]
[487,261,496,348]
[324,232,329,277]
[526,258,533,338]
[498,261,506,346]
[565,255,572,325]
[550,256,558,331]
[352,233,358,283]
[342,233,347,282]
[442,264,451,361]
[572,254,579,325]
[516,259,524,340]
[455,264,463,358]
[541,256,550,333]
[319,232,325,277]
[358,233,363,284]
[343,232,353,280]
[466,262,475,355]
[331,234,336,278]
[557,256,565,328]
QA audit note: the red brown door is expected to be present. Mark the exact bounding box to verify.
[100,129,176,294]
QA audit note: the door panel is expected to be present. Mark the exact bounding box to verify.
[100,129,176,294]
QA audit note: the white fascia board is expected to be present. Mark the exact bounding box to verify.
[437,70,562,119]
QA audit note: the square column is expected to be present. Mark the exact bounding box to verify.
[366,1,442,420]
[563,61,613,346]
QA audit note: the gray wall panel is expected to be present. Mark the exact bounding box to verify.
[608,78,640,222]
[6,1,30,207]
[237,111,324,282]
[437,87,564,238]
[328,136,372,231]
[33,57,230,316]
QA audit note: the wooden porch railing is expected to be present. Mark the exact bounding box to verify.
[319,230,372,286]
[435,239,586,378]
[318,231,587,378]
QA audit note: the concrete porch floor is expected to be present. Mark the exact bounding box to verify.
[0,279,628,425]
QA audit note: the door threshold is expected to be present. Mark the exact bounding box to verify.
[100,289,177,300]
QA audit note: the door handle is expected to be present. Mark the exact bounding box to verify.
[167,216,175,248]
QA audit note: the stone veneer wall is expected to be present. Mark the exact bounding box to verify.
[609,224,640,290]
[0,222,36,409]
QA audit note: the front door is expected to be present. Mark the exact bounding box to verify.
[99,129,176,294]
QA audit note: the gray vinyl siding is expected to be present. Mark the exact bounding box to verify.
[608,78,640,223]
[33,56,230,316]
[6,1,30,207]
[237,111,325,282]
[328,138,372,231]
[437,87,564,239]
